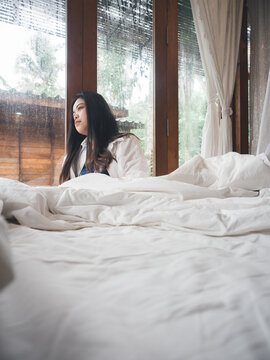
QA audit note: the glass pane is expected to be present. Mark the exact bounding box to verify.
[178,0,207,165]
[97,0,153,173]
[0,0,66,185]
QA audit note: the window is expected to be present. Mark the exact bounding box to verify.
[97,0,153,173]
[1,0,210,183]
[0,0,66,185]
[177,0,207,165]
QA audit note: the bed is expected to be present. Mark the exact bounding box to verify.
[0,151,270,360]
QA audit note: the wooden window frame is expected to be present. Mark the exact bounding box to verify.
[67,0,249,173]
[0,0,247,182]
[66,0,97,138]
[232,0,248,154]
[153,0,178,175]
[66,0,178,176]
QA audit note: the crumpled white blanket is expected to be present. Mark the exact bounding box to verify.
[1,152,270,236]
[1,153,270,360]
[0,205,13,289]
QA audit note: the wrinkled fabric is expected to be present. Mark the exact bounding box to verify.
[0,217,269,360]
[1,152,270,360]
[1,152,270,235]
[0,210,13,290]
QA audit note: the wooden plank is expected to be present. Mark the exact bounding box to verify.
[22,175,51,185]
[21,147,51,155]
[21,129,50,137]
[0,92,64,109]
[0,158,18,164]
[66,0,97,149]
[21,152,51,160]
[0,174,18,180]
[21,127,51,136]
[233,0,248,153]
[22,168,51,175]
[0,147,19,154]
[20,126,51,135]
[0,164,18,171]
[21,159,51,167]
[0,132,19,141]
[66,0,84,136]
[153,0,168,176]
[53,147,65,153]
[167,0,178,173]
[20,138,50,146]
[0,152,19,160]
[0,134,18,142]
[83,0,97,91]
[0,168,18,176]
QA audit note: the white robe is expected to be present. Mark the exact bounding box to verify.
[70,135,149,179]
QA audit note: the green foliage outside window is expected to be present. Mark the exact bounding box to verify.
[178,79,207,165]
[97,47,150,153]
[15,33,64,97]
[97,49,138,109]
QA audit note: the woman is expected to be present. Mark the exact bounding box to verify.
[59,90,149,183]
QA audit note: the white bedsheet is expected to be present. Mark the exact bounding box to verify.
[0,152,270,360]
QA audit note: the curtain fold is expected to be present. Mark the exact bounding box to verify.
[248,0,270,155]
[190,0,243,157]
[257,70,270,155]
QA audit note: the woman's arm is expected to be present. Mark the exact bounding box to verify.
[108,135,149,178]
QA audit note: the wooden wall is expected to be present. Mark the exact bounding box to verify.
[0,101,65,186]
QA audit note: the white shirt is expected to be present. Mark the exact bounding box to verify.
[69,135,149,179]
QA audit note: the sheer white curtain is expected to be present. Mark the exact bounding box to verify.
[257,70,270,155]
[190,0,243,157]
[248,0,270,155]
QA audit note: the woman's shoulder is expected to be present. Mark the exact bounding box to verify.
[107,133,149,177]
[109,133,138,147]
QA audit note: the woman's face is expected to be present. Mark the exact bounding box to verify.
[73,98,88,135]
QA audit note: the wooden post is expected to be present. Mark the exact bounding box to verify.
[233,0,248,153]
[82,0,97,91]
[167,0,178,173]
[153,0,178,176]
[66,0,97,146]
[49,111,54,185]
[153,0,168,176]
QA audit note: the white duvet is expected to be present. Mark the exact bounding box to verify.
[1,152,270,236]
[0,152,270,360]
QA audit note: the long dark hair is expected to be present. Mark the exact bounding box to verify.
[59,90,121,183]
